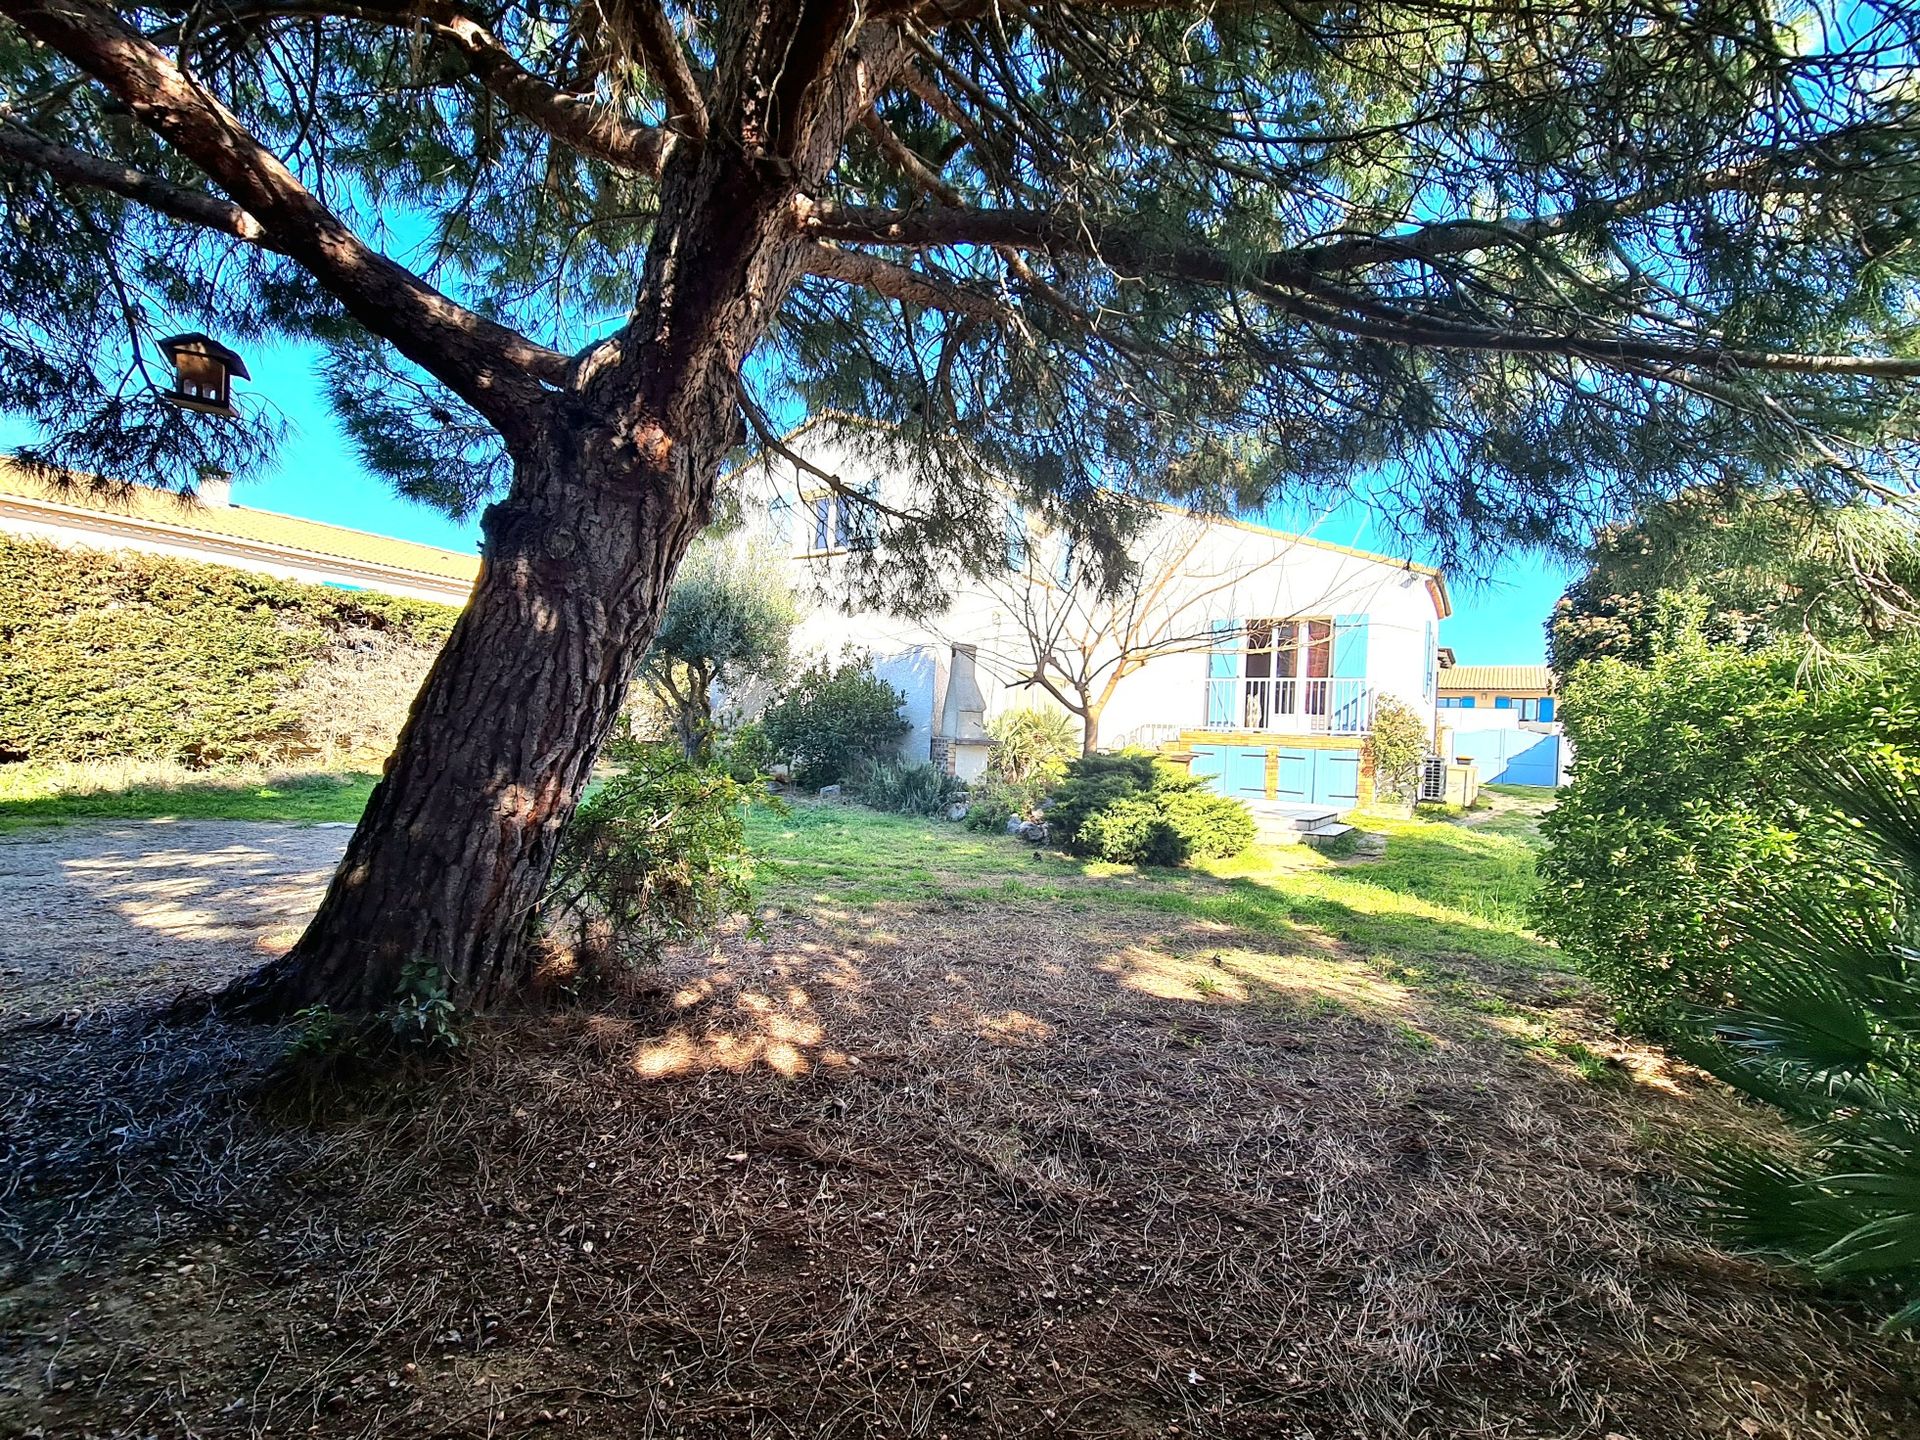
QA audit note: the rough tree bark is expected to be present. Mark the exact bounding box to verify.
[231,428,713,1010]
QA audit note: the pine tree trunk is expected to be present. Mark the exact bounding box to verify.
[1081,705,1103,755]
[227,426,713,1013]
[218,16,909,1015]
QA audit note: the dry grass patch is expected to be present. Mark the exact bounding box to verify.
[4,888,1916,1439]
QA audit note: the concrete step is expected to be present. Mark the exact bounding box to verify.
[1244,800,1339,832]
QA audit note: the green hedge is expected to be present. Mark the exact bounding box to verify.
[0,535,457,765]
[1533,634,1920,1033]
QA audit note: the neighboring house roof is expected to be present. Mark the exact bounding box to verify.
[766,412,1453,617]
[1437,664,1552,693]
[0,461,479,597]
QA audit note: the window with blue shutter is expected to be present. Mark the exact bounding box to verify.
[1006,505,1028,571]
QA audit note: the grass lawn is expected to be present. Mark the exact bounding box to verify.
[5,784,1915,1439]
[752,797,1550,967]
[0,760,375,830]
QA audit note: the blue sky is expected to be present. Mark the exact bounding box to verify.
[10,337,1573,664]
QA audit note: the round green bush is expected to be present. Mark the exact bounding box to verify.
[1048,749,1253,866]
[761,653,910,789]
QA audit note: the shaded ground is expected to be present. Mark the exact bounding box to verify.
[2,798,1915,1439]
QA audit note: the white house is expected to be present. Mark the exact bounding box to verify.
[739,423,1452,812]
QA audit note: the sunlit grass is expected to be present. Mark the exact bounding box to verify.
[0,760,376,830]
[748,793,1554,968]
[2,762,1555,977]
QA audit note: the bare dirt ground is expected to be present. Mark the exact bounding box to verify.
[0,820,351,1020]
[2,820,1916,1440]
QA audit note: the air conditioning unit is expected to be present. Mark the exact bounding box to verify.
[1418,755,1447,802]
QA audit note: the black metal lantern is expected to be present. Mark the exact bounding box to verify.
[157,333,250,417]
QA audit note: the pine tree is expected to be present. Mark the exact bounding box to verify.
[6,0,1920,1009]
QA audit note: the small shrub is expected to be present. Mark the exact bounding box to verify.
[542,744,755,980]
[855,759,966,816]
[1044,750,1163,840]
[762,653,910,789]
[964,772,1045,831]
[1048,749,1253,865]
[1368,695,1429,806]
[714,720,774,783]
[963,790,1019,832]
[386,959,465,1050]
[1159,786,1257,859]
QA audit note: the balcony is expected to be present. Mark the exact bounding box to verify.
[1203,676,1376,735]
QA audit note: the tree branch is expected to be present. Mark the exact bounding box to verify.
[804,201,1920,379]
[0,121,275,246]
[2,0,569,429]
[213,0,675,175]
[619,0,707,141]
[800,239,1006,321]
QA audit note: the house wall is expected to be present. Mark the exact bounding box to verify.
[1436,687,1553,709]
[738,427,1448,763]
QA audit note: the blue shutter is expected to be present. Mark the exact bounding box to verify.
[1461,696,1476,709]
[1207,619,1242,726]
[1332,615,1369,678]
[1538,697,1555,722]
[1332,615,1369,731]
[812,496,831,551]
[1494,695,1513,710]
[1005,505,1028,570]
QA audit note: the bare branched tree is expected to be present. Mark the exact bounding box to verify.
[964,515,1366,753]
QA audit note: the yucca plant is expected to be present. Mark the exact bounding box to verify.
[1681,754,1920,1330]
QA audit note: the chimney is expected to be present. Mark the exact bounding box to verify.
[939,645,991,742]
[195,466,233,508]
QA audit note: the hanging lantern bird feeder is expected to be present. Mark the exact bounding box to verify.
[157,333,249,417]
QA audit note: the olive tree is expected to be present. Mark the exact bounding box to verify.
[639,536,798,756]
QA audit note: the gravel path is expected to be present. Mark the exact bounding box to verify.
[0,821,351,1024]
